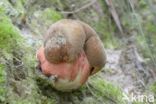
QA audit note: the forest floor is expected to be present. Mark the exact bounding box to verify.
[1,0,156,103]
[104,49,144,95]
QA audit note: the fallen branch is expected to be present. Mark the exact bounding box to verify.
[61,0,97,14]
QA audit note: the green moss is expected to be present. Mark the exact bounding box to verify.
[12,0,25,14]
[35,72,127,104]
[136,21,156,58]
[146,22,156,35]
[0,64,6,103]
[42,8,63,22]
[0,8,37,104]
[145,22,156,45]
[0,0,19,18]
[94,18,120,49]
[27,8,63,35]
[136,35,149,58]
[20,0,27,6]
[0,9,23,53]
[0,64,5,83]
[88,75,126,104]
[138,0,147,9]
[150,82,156,95]
[0,6,4,13]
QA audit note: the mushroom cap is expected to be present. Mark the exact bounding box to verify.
[36,46,91,91]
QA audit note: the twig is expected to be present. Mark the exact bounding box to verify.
[61,0,97,14]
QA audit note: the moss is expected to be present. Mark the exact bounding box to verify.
[0,9,23,54]
[0,0,19,18]
[0,8,40,104]
[42,8,63,22]
[138,0,147,9]
[136,21,156,59]
[88,75,126,104]
[0,64,6,103]
[150,82,156,95]
[94,18,120,49]
[136,35,149,58]
[27,8,63,35]
[0,1,127,103]
[11,0,25,14]
[0,64,5,84]
[145,22,156,46]
[35,72,127,104]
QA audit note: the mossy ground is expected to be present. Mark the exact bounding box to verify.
[0,4,126,104]
[2,0,155,104]
[36,73,126,104]
[0,64,6,103]
[0,5,38,104]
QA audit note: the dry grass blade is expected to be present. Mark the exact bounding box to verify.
[105,0,124,35]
